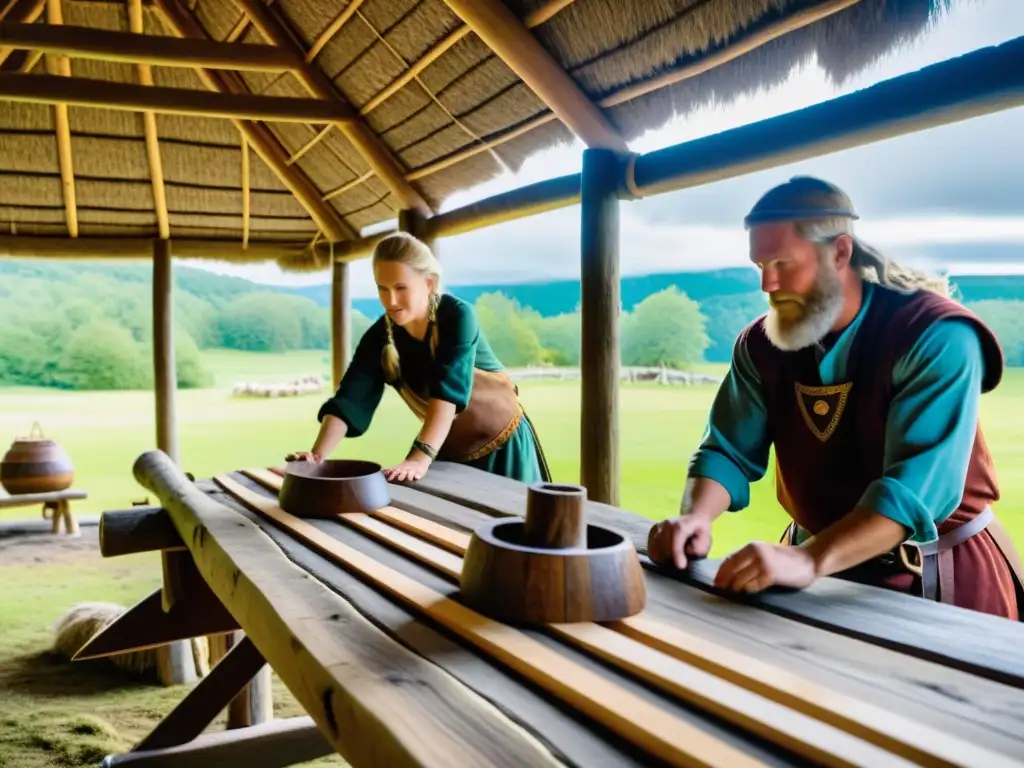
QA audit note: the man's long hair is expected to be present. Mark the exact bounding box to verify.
[796,216,950,298]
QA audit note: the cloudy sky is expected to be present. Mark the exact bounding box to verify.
[201,0,1024,297]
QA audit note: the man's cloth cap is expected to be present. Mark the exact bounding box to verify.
[744,176,859,228]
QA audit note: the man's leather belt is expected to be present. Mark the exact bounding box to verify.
[899,507,995,603]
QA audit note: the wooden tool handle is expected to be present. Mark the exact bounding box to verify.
[523,483,587,549]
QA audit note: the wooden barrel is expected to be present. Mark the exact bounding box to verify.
[0,422,74,496]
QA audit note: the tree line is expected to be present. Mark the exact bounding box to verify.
[0,265,1021,391]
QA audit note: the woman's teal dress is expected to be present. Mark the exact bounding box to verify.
[317,293,549,483]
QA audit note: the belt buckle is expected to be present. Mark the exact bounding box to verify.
[899,543,923,577]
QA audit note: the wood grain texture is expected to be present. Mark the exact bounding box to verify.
[524,483,587,549]
[413,462,1024,687]
[99,506,184,557]
[461,517,646,623]
[200,477,658,768]
[268,490,1010,768]
[132,451,565,768]
[214,472,783,768]
[229,471,1024,758]
[103,716,331,768]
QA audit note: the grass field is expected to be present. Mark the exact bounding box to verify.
[1,348,1022,767]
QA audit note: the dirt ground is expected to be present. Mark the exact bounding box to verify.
[0,522,101,566]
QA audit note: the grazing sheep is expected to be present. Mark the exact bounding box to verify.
[52,602,209,683]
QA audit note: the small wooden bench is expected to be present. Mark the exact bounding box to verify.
[0,488,88,535]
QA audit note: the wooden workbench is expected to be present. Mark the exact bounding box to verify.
[89,451,1024,768]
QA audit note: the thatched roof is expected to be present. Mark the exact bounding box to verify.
[0,0,956,269]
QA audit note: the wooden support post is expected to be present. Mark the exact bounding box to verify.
[331,256,350,389]
[152,238,177,465]
[579,148,620,505]
[398,208,437,254]
[208,631,273,730]
[152,237,195,685]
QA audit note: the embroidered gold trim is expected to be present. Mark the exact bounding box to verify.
[460,402,524,462]
[795,381,852,442]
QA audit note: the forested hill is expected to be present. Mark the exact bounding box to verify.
[1,258,1023,393]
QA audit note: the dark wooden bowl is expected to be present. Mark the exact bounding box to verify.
[459,483,646,624]
[278,459,390,518]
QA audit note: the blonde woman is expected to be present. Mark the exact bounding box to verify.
[287,232,551,485]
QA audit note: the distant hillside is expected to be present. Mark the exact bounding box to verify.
[283,268,1024,317]
[2,258,1024,370]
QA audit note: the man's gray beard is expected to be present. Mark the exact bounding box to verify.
[764,263,845,351]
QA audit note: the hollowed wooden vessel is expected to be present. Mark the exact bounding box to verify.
[279,459,390,518]
[460,482,646,624]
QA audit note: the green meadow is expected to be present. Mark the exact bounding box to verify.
[1,348,1022,767]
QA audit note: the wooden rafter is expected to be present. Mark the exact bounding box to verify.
[0,20,304,71]
[306,0,365,63]
[0,71,357,122]
[241,133,250,249]
[231,0,432,216]
[128,0,169,240]
[439,0,626,152]
[405,0,862,182]
[0,0,43,67]
[286,124,330,165]
[44,0,77,238]
[360,0,577,118]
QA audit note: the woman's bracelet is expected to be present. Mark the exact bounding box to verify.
[410,439,437,461]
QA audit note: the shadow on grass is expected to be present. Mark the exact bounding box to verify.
[1,648,158,699]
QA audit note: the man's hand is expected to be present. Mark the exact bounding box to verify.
[648,514,713,570]
[714,542,819,593]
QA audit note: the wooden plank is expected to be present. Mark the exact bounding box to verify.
[214,472,786,768]
[409,461,652,551]
[199,477,655,768]
[205,475,803,768]
[412,462,1024,688]
[312,468,1024,756]
[132,452,569,768]
[228,473,1024,756]
[0,488,87,508]
[103,716,331,768]
[330,502,1013,768]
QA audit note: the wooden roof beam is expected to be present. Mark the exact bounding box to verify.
[230,0,432,217]
[128,0,169,240]
[0,21,305,71]
[0,0,44,70]
[439,0,626,152]
[45,0,77,238]
[0,234,329,261]
[0,71,357,122]
[150,0,354,242]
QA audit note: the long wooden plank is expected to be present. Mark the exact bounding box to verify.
[200,477,657,768]
[242,478,1009,768]
[213,472,780,768]
[250,468,1024,753]
[411,462,1024,687]
[131,452,567,768]
[340,503,1018,768]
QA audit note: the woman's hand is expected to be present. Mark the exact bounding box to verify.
[384,455,431,483]
[285,450,322,463]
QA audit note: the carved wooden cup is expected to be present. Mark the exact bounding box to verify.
[460,482,646,624]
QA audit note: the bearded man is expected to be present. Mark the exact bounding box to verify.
[648,175,1024,620]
